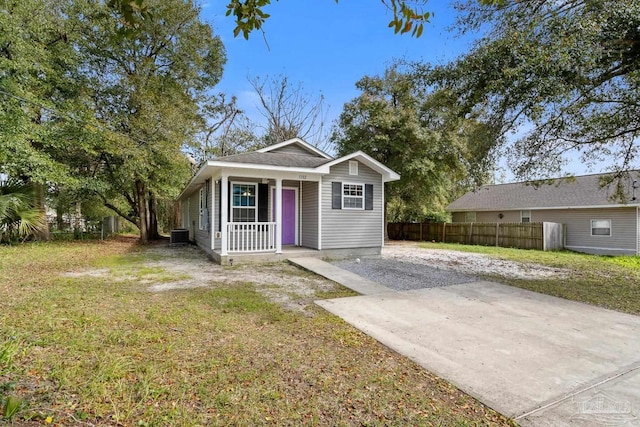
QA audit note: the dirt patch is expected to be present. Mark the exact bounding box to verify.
[382,241,569,280]
[64,243,343,313]
[63,268,111,278]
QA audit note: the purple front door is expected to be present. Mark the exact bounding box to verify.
[273,188,296,245]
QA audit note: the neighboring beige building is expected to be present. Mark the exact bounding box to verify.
[447,172,640,255]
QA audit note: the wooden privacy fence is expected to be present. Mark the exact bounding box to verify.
[387,222,564,251]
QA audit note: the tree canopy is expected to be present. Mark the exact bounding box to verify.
[0,0,226,242]
[0,0,83,186]
[332,64,495,223]
[76,0,225,242]
[425,0,640,182]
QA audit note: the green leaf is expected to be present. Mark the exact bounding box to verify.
[402,20,412,34]
[2,395,22,420]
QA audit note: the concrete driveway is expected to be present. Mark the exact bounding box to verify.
[315,279,640,426]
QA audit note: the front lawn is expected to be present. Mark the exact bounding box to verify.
[418,242,640,315]
[0,238,513,426]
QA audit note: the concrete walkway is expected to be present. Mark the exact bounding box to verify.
[295,258,640,426]
[288,257,392,295]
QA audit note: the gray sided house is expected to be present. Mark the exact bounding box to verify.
[177,138,400,264]
[447,172,640,255]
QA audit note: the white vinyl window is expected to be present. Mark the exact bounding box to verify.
[198,188,204,230]
[349,160,359,176]
[591,219,611,236]
[342,183,364,209]
[198,185,209,230]
[521,210,531,223]
[465,211,476,222]
[232,183,257,222]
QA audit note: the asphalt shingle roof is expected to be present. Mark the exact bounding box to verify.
[213,151,332,168]
[447,172,640,211]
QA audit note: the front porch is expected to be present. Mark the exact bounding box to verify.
[179,138,398,265]
[196,170,323,263]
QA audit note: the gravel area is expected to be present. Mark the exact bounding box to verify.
[382,242,569,280]
[332,258,477,291]
[331,241,569,291]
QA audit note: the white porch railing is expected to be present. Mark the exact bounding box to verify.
[226,222,276,252]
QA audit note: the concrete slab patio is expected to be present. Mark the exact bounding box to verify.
[315,279,640,426]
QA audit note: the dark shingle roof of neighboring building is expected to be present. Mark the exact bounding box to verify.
[447,172,640,211]
[213,151,332,168]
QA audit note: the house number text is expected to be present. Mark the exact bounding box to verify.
[298,175,307,180]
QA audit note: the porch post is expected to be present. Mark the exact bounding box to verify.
[275,177,282,254]
[210,178,215,252]
[317,177,322,250]
[221,174,228,256]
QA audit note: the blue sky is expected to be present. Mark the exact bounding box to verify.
[198,1,599,179]
[200,1,475,129]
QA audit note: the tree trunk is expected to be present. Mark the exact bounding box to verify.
[147,191,161,240]
[135,179,150,243]
[170,200,181,230]
[56,207,64,231]
[74,201,82,231]
[34,182,50,241]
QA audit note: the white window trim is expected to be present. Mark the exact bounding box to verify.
[591,219,611,237]
[521,210,531,223]
[342,182,364,210]
[198,188,205,230]
[349,160,358,176]
[231,181,258,223]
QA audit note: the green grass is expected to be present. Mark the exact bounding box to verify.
[418,242,640,314]
[0,238,513,426]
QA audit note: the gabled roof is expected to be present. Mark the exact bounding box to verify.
[178,141,400,200]
[322,151,401,183]
[256,137,332,159]
[212,151,331,168]
[447,171,640,212]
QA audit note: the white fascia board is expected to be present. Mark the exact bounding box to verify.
[209,161,322,178]
[217,166,322,182]
[177,163,210,201]
[318,151,400,182]
[179,162,323,201]
[256,137,332,159]
[447,204,640,212]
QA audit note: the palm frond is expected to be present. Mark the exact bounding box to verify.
[0,179,46,242]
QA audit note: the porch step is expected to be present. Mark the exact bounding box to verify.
[288,257,392,296]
